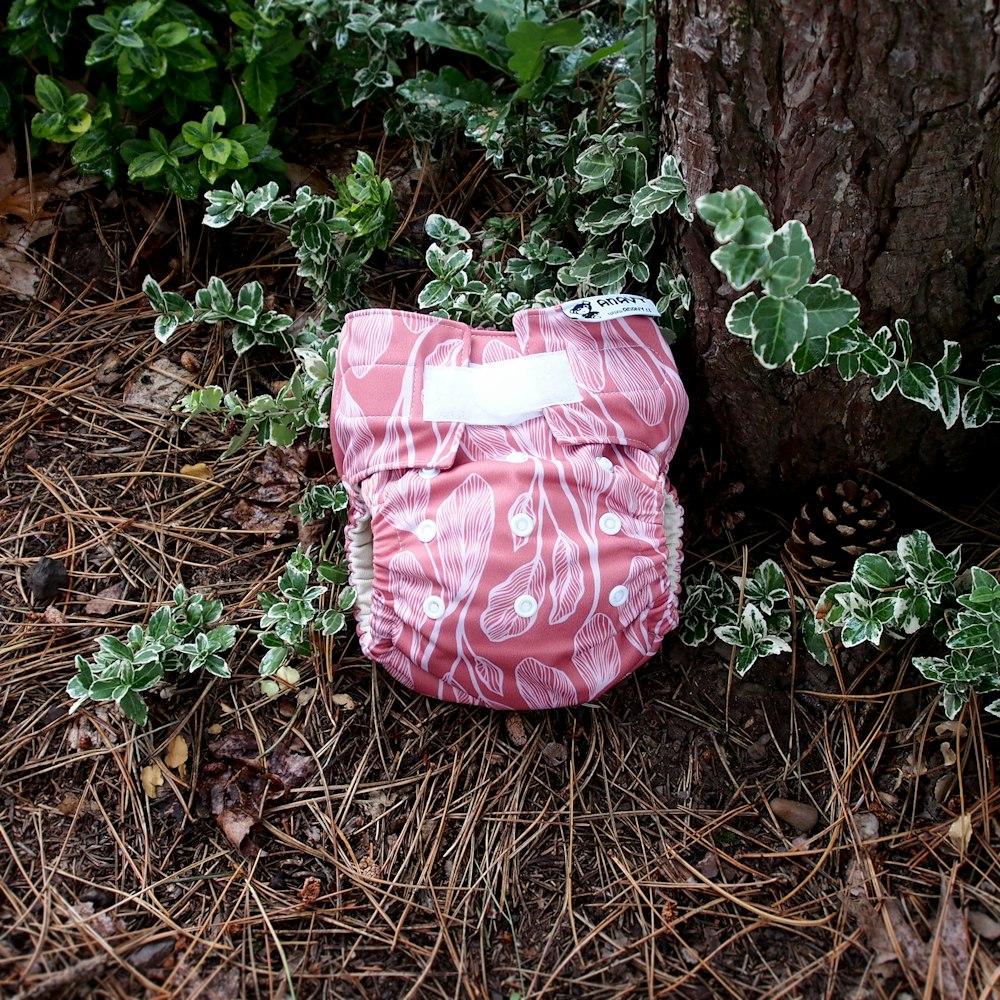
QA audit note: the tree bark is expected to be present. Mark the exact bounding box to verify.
[658,0,1000,498]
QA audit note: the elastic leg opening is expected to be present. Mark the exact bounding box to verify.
[662,484,684,597]
[346,507,374,645]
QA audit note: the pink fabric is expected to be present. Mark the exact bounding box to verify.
[331,305,688,710]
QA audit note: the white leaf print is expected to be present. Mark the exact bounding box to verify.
[618,555,658,655]
[604,344,666,427]
[462,423,512,462]
[387,550,435,625]
[661,366,689,457]
[572,614,621,700]
[472,656,505,699]
[424,337,465,368]
[480,558,546,642]
[481,339,521,365]
[548,528,584,624]
[616,555,658,627]
[514,657,579,709]
[609,473,660,545]
[507,491,535,552]
[345,311,394,380]
[441,674,477,705]
[562,341,606,391]
[379,474,431,531]
[545,401,619,444]
[436,473,495,600]
[510,416,554,460]
[378,643,416,689]
[535,311,603,390]
[332,381,376,484]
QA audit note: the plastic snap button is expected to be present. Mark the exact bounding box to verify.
[510,513,535,537]
[507,451,530,463]
[513,594,538,618]
[415,519,437,542]
[609,585,629,607]
[599,512,622,535]
[418,467,440,478]
[423,596,445,620]
[596,457,614,472]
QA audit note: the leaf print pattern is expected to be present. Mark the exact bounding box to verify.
[549,527,585,624]
[388,550,435,626]
[507,491,535,552]
[471,655,505,699]
[436,473,495,600]
[333,303,688,710]
[344,309,393,379]
[515,658,579,710]
[481,557,546,642]
[572,614,621,700]
[461,423,512,462]
[379,474,431,532]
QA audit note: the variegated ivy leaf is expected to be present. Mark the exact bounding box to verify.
[766,220,814,294]
[839,596,897,647]
[629,156,688,224]
[733,559,788,614]
[425,214,470,246]
[851,553,904,591]
[726,293,757,338]
[762,256,802,299]
[710,244,770,291]
[696,186,770,243]
[750,294,809,368]
[896,362,940,411]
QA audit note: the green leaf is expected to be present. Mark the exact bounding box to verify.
[896,363,940,411]
[897,530,933,580]
[961,386,995,429]
[979,363,1000,393]
[725,293,757,338]
[202,137,233,165]
[629,159,687,224]
[853,553,902,591]
[801,613,833,665]
[767,220,814,290]
[577,197,631,236]
[709,244,769,291]
[117,688,148,726]
[242,61,279,117]
[575,144,616,194]
[750,294,808,368]
[402,19,508,72]
[152,21,190,47]
[35,74,66,112]
[762,256,802,299]
[794,283,861,340]
[506,18,583,85]
[128,151,167,180]
[892,318,912,365]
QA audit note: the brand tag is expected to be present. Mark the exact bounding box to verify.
[560,294,660,322]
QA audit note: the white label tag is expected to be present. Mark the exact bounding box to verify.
[560,294,659,322]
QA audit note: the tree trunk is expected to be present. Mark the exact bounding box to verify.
[658,0,1000,499]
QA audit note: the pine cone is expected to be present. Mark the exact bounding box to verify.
[682,454,746,538]
[784,480,896,586]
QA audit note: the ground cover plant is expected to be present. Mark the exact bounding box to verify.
[2,1,1000,997]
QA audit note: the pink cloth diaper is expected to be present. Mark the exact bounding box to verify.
[330,301,688,710]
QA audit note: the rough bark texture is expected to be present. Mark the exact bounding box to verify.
[658,0,1000,497]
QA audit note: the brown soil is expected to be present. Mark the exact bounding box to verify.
[2,149,999,1000]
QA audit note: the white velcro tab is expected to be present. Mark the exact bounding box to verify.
[561,294,660,322]
[423,351,582,426]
